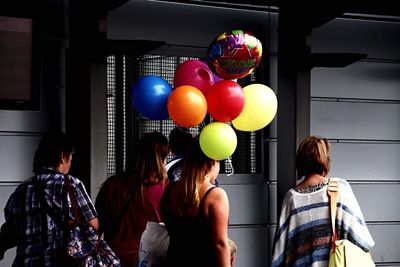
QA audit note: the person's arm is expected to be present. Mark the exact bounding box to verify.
[0,221,17,260]
[72,178,99,230]
[94,185,106,233]
[207,187,230,267]
[87,217,99,231]
[0,197,18,260]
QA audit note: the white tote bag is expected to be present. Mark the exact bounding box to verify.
[138,222,170,267]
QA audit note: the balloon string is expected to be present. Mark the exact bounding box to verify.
[226,157,234,176]
[199,121,206,131]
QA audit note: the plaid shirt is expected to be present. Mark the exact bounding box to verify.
[3,169,97,266]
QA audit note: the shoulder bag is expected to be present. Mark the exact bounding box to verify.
[63,174,121,266]
[327,178,375,267]
[138,221,170,267]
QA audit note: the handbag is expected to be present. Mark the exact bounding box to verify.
[327,178,375,267]
[63,174,121,266]
[138,221,170,267]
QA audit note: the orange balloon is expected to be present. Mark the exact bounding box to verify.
[168,85,207,128]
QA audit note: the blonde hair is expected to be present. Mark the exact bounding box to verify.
[228,239,237,257]
[180,136,216,212]
[296,135,331,179]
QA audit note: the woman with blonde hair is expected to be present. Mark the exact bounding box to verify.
[271,135,374,267]
[161,136,230,267]
[96,131,169,266]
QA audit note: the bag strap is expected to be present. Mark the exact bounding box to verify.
[327,178,339,248]
[198,186,217,217]
[31,176,48,266]
[63,174,81,225]
[33,176,64,226]
[110,189,135,239]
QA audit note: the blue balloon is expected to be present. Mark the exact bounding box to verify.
[132,76,172,120]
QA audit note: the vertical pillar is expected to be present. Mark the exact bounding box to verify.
[66,1,105,192]
[277,6,311,211]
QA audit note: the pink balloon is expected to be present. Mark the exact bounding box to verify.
[174,60,214,93]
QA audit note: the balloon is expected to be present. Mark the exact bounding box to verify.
[199,122,237,160]
[167,85,207,128]
[207,30,263,80]
[232,84,277,131]
[131,75,172,120]
[205,80,245,122]
[174,60,214,93]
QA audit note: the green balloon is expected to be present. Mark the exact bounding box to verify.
[199,122,237,160]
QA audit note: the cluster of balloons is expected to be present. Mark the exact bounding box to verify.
[131,30,277,161]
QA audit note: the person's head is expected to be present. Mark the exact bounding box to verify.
[134,131,169,185]
[33,131,75,174]
[296,135,331,180]
[181,135,220,210]
[168,126,192,156]
[228,238,237,266]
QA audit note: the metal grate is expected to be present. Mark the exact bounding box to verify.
[122,56,127,171]
[106,55,116,175]
[106,54,261,175]
[135,55,200,163]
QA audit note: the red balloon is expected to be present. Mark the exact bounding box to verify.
[205,80,245,122]
[168,85,207,128]
[174,60,214,93]
[207,30,263,80]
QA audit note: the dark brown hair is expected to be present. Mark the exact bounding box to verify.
[133,131,169,186]
[296,135,331,180]
[169,126,192,155]
[33,131,75,173]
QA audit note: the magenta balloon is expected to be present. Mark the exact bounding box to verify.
[174,60,214,93]
[205,80,245,122]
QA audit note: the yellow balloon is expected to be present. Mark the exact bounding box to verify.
[232,84,277,131]
[199,122,237,160]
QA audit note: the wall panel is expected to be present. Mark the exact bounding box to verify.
[222,184,269,225]
[352,184,400,222]
[369,224,400,264]
[0,135,41,181]
[329,142,400,181]
[312,18,400,59]
[311,61,400,100]
[311,101,400,140]
[228,227,269,267]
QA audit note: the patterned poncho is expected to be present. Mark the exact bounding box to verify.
[271,178,374,267]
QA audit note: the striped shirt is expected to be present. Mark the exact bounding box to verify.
[3,170,97,266]
[271,178,374,267]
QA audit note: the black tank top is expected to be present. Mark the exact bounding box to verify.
[164,187,217,267]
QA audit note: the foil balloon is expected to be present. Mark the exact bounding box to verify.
[207,30,263,80]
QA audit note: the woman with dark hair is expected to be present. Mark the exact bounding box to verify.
[161,136,230,267]
[271,135,374,267]
[95,131,169,266]
[0,131,98,266]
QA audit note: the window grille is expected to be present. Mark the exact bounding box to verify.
[106,55,116,175]
[107,54,262,175]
